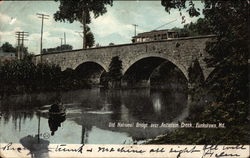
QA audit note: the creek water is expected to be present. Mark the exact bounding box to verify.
[0,88,188,144]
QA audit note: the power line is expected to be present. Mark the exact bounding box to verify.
[152,19,177,31]
[37,13,49,55]
[132,24,138,36]
[75,30,87,48]
[75,31,83,38]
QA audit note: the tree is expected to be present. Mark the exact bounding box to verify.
[172,18,212,37]
[60,44,73,51]
[0,42,29,57]
[161,0,200,18]
[42,44,73,54]
[54,0,113,49]
[106,56,122,88]
[86,26,95,48]
[188,59,204,88]
[156,0,249,144]
[109,43,115,46]
[1,42,16,52]
[108,56,122,81]
[95,43,101,48]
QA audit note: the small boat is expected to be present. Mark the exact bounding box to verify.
[49,103,66,117]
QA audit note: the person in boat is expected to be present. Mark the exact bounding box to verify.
[49,103,60,113]
[48,98,66,135]
[49,99,65,113]
[48,102,66,135]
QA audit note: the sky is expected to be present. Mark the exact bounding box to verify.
[0,1,204,55]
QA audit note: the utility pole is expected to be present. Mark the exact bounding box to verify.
[37,13,49,55]
[16,32,21,59]
[132,24,138,36]
[60,38,63,52]
[15,31,28,60]
[20,32,28,59]
[64,32,66,45]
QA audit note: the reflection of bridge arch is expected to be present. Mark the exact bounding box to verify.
[123,53,189,81]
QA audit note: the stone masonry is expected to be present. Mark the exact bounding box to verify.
[34,35,215,81]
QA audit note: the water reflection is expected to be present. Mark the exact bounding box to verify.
[48,115,66,136]
[0,88,188,144]
[152,93,162,115]
[20,135,50,158]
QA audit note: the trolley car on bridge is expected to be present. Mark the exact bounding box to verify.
[132,29,179,43]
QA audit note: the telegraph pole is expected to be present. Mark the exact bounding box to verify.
[60,38,63,52]
[64,32,66,45]
[15,31,28,59]
[20,32,28,59]
[16,32,21,59]
[37,13,49,55]
[132,24,138,36]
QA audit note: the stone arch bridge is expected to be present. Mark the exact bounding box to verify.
[34,35,215,87]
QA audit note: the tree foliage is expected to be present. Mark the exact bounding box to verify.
[109,43,115,46]
[1,42,17,52]
[188,59,204,88]
[54,0,112,48]
[54,0,113,24]
[0,42,29,58]
[42,44,73,54]
[108,56,123,81]
[86,26,95,48]
[172,18,212,37]
[102,56,122,88]
[156,0,249,144]
[95,43,101,47]
[0,55,90,95]
[161,0,200,17]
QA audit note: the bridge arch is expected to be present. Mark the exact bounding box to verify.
[122,55,189,88]
[72,60,108,72]
[73,61,107,84]
[122,53,189,81]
